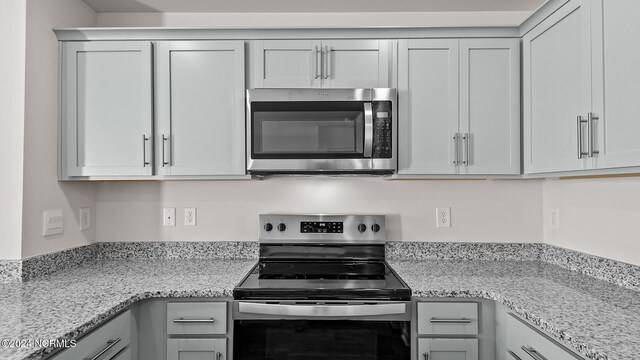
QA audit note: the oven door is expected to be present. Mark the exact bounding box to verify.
[247,94,375,173]
[233,301,411,360]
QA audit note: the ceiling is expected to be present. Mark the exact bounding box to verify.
[82,0,547,13]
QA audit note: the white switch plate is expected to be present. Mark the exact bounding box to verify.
[163,207,176,227]
[79,207,91,230]
[43,209,64,236]
[549,208,560,229]
[436,207,451,228]
[184,208,197,226]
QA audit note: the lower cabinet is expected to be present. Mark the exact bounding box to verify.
[506,314,582,360]
[50,310,132,360]
[167,338,227,360]
[418,338,478,360]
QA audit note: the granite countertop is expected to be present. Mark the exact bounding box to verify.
[390,260,640,360]
[0,259,256,360]
[1,259,638,360]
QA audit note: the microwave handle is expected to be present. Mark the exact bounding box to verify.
[364,102,374,158]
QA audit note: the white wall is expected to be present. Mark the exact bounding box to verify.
[543,177,640,266]
[96,178,543,243]
[96,11,532,28]
[0,0,26,260]
[21,0,97,258]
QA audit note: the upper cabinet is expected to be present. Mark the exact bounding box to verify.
[398,38,520,176]
[523,0,640,174]
[252,39,392,89]
[60,41,153,178]
[60,40,246,180]
[156,41,245,176]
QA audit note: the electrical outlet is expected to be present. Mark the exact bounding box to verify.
[79,207,91,230]
[549,208,560,229]
[436,207,451,228]
[184,208,197,226]
[163,207,176,227]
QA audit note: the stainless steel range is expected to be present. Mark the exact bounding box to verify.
[233,214,411,360]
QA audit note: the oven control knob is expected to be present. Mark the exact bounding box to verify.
[371,224,381,233]
[277,223,287,232]
[357,223,367,233]
[264,223,273,232]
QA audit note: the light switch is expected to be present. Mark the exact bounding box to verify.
[43,210,64,236]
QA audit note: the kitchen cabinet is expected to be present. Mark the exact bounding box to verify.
[398,39,519,176]
[167,338,227,360]
[51,310,132,360]
[156,41,245,176]
[60,41,153,178]
[418,338,479,360]
[252,39,391,88]
[523,0,640,174]
[506,313,581,360]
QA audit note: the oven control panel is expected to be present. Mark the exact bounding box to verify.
[259,214,386,244]
[301,221,343,233]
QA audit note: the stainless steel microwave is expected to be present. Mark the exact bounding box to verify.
[247,88,397,175]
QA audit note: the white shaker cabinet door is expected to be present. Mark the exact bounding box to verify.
[167,339,227,360]
[459,39,520,175]
[62,41,153,177]
[591,0,640,169]
[253,40,322,88]
[324,39,391,88]
[417,339,479,360]
[523,0,593,174]
[398,39,459,175]
[156,41,246,176]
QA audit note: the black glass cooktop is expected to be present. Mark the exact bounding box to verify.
[233,260,411,301]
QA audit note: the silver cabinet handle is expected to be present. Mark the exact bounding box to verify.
[172,317,216,323]
[107,346,127,360]
[363,103,373,157]
[462,133,470,166]
[588,112,599,158]
[423,353,429,360]
[324,45,331,79]
[429,317,472,324]
[314,46,320,79]
[521,346,548,360]
[85,338,121,360]
[216,352,223,360]
[161,135,170,166]
[453,133,460,166]
[238,302,406,317]
[142,135,150,166]
[577,116,588,159]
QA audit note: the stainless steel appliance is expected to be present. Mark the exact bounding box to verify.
[247,89,397,174]
[233,214,411,360]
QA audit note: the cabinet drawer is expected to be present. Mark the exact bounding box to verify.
[51,310,131,360]
[167,302,227,335]
[167,338,227,360]
[417,338,478,360]
[507,314,581,360]
[417,302,478,335]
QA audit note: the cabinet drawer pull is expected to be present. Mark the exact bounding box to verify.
[324,46,331,79]
[521,345,548,360]
[429,317,472,324]
[142,135,150,166]
[85,338,121,360]
[422,352,429,360]
[462,133,470,166]
[453,133,460,166]
[107,346,127,360]
[172,317,216,324]
[588,112,599,158]
[161,135,170,166]
[314,46,321,79]
[216,351,223,360]
[577,115,588,159]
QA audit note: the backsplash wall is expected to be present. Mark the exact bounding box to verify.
[95,178,543,243]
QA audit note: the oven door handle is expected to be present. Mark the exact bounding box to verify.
[363,102,374,158]
[238,302,406,317]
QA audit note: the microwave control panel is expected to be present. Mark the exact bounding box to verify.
[372,101,392,158]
